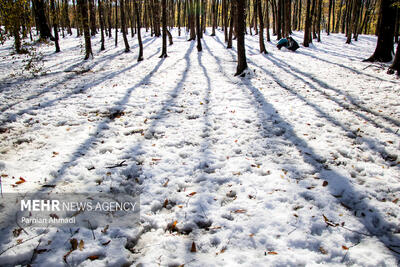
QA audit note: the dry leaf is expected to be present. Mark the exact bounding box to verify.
[267,251,278,255]
[322,181,328,187]
[342,245,349,250]
[392,198,399,204]
[78,240,84,251]
[187,192,197,197]
[15,177,26,185]
[190,242,197,252]
[1,174,8,178]
[163,199,169,208]
[234,209,246,213]
[163,178,169,187]
[87,255,99,261]
[101,225,109,234]
[319,247,327,254]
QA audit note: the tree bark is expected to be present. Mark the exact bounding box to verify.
[120,0,130,52]
[235,0,248,76]
[303,0,312,47]
[98,0,105,50]
[32,0,54,40]
[258,0,267,53]
[134,0,143,61]
[78,0,93,60]
[50,0,61,52]
[364,0,396,62]
[160,0,168,57]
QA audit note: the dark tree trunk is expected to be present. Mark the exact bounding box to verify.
[364,0,396,62]
[89,0,97,35]
[276,0,282,39]
[50,0,61,52]
[266,0,271,41]
[32,0,55,40]
[98,0,105,50]
[160,0,168,57]
[134,0,143,61]
[63,0,73,35]
[178,0,182,36]
[303,0,312,47]
[196,0,202,51]
[227,1,234,48]
[108,0,112,37]
[211,0,216,36]
[316,0,322,42]
[120,0,130,52]
[235,0,248,76]
[115,0,118,46]
[327,0,332,35]
[258,0,267,53]
[78,0,93,60]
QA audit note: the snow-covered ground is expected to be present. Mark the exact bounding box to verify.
[0,28,399,266]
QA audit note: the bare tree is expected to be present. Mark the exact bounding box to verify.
[78,0,93,60]
[235,0,248,76]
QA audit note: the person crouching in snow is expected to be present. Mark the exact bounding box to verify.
[287,37,299,51]
[276,37,289,50]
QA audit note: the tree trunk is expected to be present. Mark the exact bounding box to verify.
[63,0,73,35]
[196,0,202,51]
[258,0,267,53]
[98,0,105,50]
[235,0,248,76]
[50,0,61,52]
[227,1,234,48]
[120,0,130,52]
[303,0,312,47]
[78,0,93,60]
[32,0,54,40]
[364,0,396,62]
[134,0,143,61]
[115,0,118,46]
[160,0,168,57]
[89,0,97,35]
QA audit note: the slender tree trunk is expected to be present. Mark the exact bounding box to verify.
[235,0,248,76]
[258,0,267,53]
[227,1,234,48]
[78,0,93,59]
[134,0,143,61]
[115,0,118,46]
[266,0,271,41]
[89,0,97,35]
[120,0,130,52]
[303,0,312,47]
[196,0,202,51]
[50,0,61,52]
[160,0,168,57]
[98,0,105,50]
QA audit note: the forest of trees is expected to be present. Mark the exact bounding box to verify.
[0,0,399,76]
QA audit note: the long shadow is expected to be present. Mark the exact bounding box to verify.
[297,49,398,85]
[265,53,400,132]
[0,37,158,117]
[0,50,168,255]
[0,44,160,128]
[208,33,400,260]
[215,35,397,163]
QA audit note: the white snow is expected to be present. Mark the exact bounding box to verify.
[0,28,399,266]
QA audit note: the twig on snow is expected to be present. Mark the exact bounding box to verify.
[105,160,127,169]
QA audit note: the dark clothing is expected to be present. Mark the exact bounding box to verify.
[287,37,299,51]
